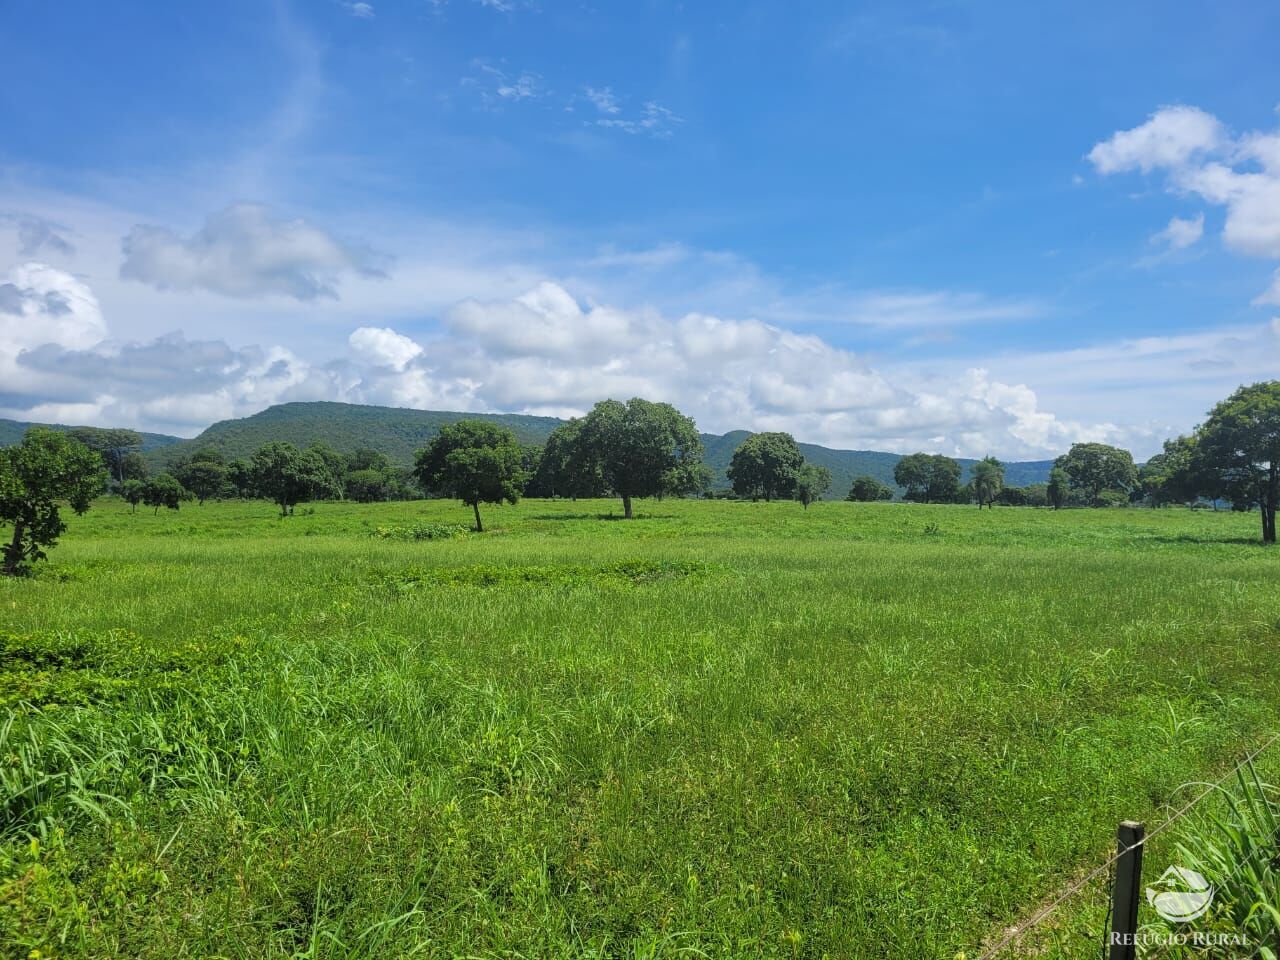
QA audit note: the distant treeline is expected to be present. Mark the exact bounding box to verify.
[2,382,1277,576]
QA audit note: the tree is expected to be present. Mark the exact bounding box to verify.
[727,432,804,501]
[413,420,526,532]
[173,450,230,505]
[1194,381,1280,544]
[1138,435,1202,507]
[794,464,832,509]
[118,451,148,482]
[1022,483,1050,508]
[893,453,963,503]
[532,419,609,500]
[1054,442,1137,505]
[142,473,187,514]
[227,459,254,498]
[67,427,143,485]
[1047,466,1070,510]
[346,468,393,503]
[0,428,105,576]
[847,475,894,502]
[971,456,1005,509]
[121,478,145,513]
[306,442,348,499]
[250,442,339,517]
[573,398,706,519]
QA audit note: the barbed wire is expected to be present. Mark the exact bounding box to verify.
[975,732,1280,960]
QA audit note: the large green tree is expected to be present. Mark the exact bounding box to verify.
[971,456,1005,509]
[250,442,339,517]
[847,475,894,502]
[893,453,962,503]
[1194,381,1280,544]
[531,419,609,500]
[413,420,526,532]
[67,426,143,486]
[1054,442,1137,505]
[0,428,105,576]
[727,432,804,501]
[794,463,832,509]
[574,398,706,519]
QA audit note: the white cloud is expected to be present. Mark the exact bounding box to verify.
[0,263,107,397]
[335,282,1111,457]
[594,101,683,139]
[463,61,545,105]
[341,2,374,18]
[120,204,383,301]
[1091,106,1280,299]
[1087,105,1224,174]
[1150,213,1204,250]
[584,87,621,115]
[348,326,423,370]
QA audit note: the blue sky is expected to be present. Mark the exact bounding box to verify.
[1,0,1278,457]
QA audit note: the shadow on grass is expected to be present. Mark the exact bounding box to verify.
[1145,533,1269,547]
[528,512,678,521]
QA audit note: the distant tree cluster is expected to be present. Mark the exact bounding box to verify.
[3,381,1279,576]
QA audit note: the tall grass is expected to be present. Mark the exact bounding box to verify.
[1,498,1277,958]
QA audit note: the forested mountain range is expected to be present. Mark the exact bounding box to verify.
[1,402,1057,492]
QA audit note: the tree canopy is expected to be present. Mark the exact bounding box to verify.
[727,432,804,501]
[893,453,962,503]
[574,398,706,518]
[1194,381,1280,544]
[0,428,105,575]
[1054,442,1137,505]
[413,420,527,531]
[971,456,1005,509]
[67,426,143,486]
[250,442,339,517]
[847,475,895,502]
[794,463,832,508]
[143,473,187,514]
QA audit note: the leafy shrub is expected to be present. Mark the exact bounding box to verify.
[369,522,470,542]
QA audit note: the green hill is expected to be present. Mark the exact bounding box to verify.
[0,418,183,453]
[3,402,1058,498]
[152,402,565,466]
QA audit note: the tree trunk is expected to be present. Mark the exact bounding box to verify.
[472,501,484,533]
[1267,465,1278,545]
[622,494,633,519]
[2,520,24,576]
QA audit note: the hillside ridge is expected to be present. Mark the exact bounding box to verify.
[1,401,1057,492]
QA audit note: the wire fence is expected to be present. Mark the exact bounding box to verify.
[974,732,1280,960]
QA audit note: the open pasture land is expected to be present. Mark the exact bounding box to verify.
[3,499,1278,958]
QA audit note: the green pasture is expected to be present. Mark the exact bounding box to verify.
[2,499,1277,958]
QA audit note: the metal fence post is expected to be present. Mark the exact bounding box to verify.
[1108,820,1146,960]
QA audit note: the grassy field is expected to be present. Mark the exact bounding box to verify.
[2,498,1278,958]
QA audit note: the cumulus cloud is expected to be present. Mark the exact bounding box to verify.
[1090,105,1280,298]
[348,326,423,370]
[1,262,1256,457]
[332,281,1105,457]
[341,2,374,17]
[120,204,383,301]
[0,262,105,360]
[1088,105,1224,174]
